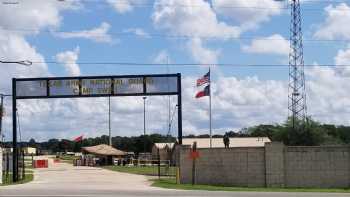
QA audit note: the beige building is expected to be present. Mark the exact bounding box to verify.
[151,143,174,160]
[153,137,271,164]
[181,137,270,148]
[23,147,37,155]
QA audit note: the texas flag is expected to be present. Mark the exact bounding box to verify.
[195,85,210,98]
[73,135,83,142]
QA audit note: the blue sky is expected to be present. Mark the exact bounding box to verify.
[24,0,345,80]
[2,0,350,141]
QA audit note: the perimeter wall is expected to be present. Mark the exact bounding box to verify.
[179,142,350,188]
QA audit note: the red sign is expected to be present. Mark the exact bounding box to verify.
[190,151,200,159]
[33,160,48,168]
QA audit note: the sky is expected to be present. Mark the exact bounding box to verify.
[1,0,350,141]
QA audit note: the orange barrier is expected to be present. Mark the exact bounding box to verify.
[53,159,60,163]
[33,160,48,168]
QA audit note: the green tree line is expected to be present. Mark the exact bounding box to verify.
[4,117,350,153]
[239,117,350,146]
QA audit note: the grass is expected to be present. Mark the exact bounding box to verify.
[103,165,176,176]
[58,155,79,164]
[1,170,34,186]
[151,178,350,193]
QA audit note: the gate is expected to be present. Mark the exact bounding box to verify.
[11,73,183,182]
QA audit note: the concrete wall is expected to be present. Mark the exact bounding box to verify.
[285,146,350,188]
[265,142,285,187]
[179,146,266,187]
[179,143,350,188]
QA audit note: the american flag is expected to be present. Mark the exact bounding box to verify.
[196,71,210,87]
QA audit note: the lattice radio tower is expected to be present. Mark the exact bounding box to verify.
[288,0,307,132]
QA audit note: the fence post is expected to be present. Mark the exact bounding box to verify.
[31,153,34,167]
[6,152,9,183]
[22,150,25,180]
[176,167,180,184]
[157,148,160,179]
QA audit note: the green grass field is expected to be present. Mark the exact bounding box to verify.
[151,179,350,193]
[1,171,34,186]
[103,165,176,176]
[58,155,79,164]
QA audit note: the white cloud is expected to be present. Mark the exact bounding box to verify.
[187,38,220,64]
[314,3,350,40]
[0,0,80,33]
[335,45,350,65]
[0,29,49,92]
[151,0,284,64]
[153,50,170,64]
[242,34,289,56]
[55,47,81,76]
[124,28,150,38]
[3,75,287,141]
[333,44,350,76]
[152,0,241,39]
[4,67,350,140]
[306,66,350,124]
[3,0,350,141]
[212,0,283,30]
[152,0,238,64]
[56,22,112,43]
[106,0,144,14]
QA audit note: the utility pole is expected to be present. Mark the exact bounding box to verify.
[288,0,307,132]
[0,94,14,147]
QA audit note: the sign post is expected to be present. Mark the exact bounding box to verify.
[12,73,183,182]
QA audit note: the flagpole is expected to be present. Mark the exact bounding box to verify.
[209,68,212,148]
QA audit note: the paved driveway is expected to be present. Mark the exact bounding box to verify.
[0,160,348,197]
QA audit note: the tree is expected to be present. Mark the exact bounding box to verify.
[28,138,36,148]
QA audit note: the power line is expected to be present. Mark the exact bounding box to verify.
[2,27,350,43]
[18,60,350,68]
[2,0,350,12]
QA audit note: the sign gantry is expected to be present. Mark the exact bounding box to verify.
[12,73,182,182]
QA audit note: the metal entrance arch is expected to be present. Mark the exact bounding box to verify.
[12,73,182,182]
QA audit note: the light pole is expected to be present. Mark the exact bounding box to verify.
[143,96,147,153]
[0,59,31,147]
[1,59,31,182]
[0,94,11,147]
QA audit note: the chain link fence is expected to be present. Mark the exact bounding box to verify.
[2,149,25,184]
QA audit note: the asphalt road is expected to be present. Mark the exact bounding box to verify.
[0,159,348,197]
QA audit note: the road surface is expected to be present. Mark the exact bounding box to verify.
[0,159,348,197]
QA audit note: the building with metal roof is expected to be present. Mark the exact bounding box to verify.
[181,137,270,148]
